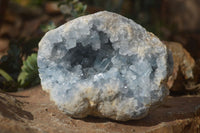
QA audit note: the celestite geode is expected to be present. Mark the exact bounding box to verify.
[38,11,172,121]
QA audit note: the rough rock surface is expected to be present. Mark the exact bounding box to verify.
[1,86,200,133]
[38,11,171,121]
[164,41,195,91]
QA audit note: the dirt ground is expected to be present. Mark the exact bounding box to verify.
[0,86,200,133]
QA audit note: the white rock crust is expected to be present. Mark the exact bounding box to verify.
[38,11,170,121]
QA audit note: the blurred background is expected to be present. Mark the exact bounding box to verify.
[0,0,200,92]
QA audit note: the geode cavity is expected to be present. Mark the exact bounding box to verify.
[38,11,171,121]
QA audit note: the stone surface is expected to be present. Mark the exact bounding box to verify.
[38,11,171,121]
[1,86,200,133]
[164,41,195,91]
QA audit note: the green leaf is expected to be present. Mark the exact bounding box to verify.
[0,69,14,82]
[18,53,40,88]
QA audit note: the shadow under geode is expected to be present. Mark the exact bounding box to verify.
[79,96,200,126]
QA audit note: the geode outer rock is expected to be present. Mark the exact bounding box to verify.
[38,11,171,121]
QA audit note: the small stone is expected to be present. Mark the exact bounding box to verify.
[45,2,60,14]
[38,11,172,121]
[164,41,195,91]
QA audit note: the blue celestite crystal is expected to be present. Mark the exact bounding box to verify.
[37,11,172,121]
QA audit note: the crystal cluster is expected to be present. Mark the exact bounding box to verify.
[38,11,171,121]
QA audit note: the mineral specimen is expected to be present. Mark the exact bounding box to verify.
[38,11,172,121]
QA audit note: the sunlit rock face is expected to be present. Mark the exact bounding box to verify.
[38,11,171,121]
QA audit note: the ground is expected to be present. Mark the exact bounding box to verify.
[0,86,200,133]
